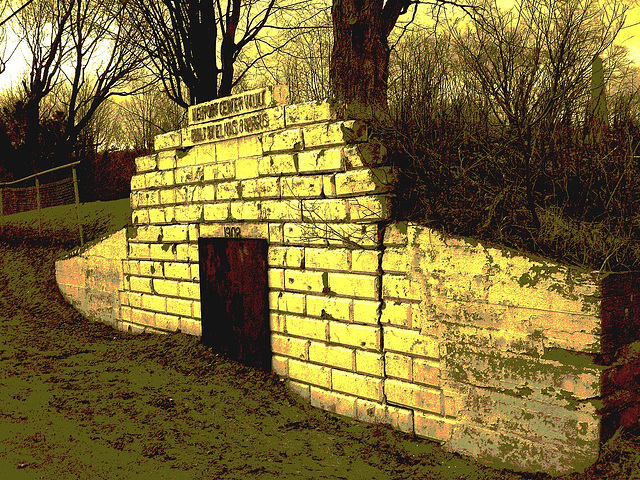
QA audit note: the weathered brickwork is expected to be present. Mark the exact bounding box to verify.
[55,86,640,477]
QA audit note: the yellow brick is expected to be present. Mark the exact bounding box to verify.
[325,223,379,247]
[155,313,180,332]
[188,224,199,242]
[202,184,215,202]
[160,188,176,204]
[385,379,441,414]
[310,387,357,418]
[133,225,162,242]
[139,261,163,277]
[241,177,279,199]
[309,342,354,370]
[167,297,193,317]
[413,412,454,442]
[306,296,351,321]
[258,154,297,176]
[142,294,166,312]
[383,223,409,246]
[268,246,304,268]
[272,355,288,376]
[236,156,260,180]
[288,359,331,388]
[302,123,350,149]
[352,299,380,324]
[150,244,176,261]
[161,225,188,242]
[356,351,383,376]
[190,264,200,282]
[281,175,323,198]
[128,243,150,260]
[348,195,391,222]
[131,174,146,190]
[285,102,335,126]
[332,370,383,401]
[380,301,412,327]
[164,207,175,223]
[153,278,179,296]
[204,203,230,221]
[329,272,378,299]
[120,305,132,321]
[285,269,326,293]
[164,262,191,280]
[135,154,157,173]
[204,161,235,181]
[302,198,348,222]
[230,201,260,220]
[268,268,285,289]
[274,292,305,314]
[305,248,349,271]
[385,352,412,380]
[215,138,239,161]
[180,317,202,336]
[263,128,303,153]
[131,208,149,225]
[129,276,153,293]
[147,208,165,223]
[155,131,181,152]
[382,247,410,273]
[382,274,419,300]
[269,223,284,244]
[383,326,439,358]
[175,165,204,184]
[298,147,343,173]
[131,307,155,327]
[238,135,262,158]
[217,181,241,200]
[179,281,200,300]
[157,151,176,170]
[283,223,327,245]
[286,315,328,341]
[413,358,441,387]
[352,250,381,273]
[174,204,203,222]
[270,312,286,333]
[260,199,301,221]
[355,400,414,434]
[123,291,142,308]
[329,322,380,350]
[323,174,337,197]
[335,167,396,196]
[271,334,309,360]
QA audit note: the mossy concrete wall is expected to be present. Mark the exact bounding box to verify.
[55,229,127,328]
[54,86,640,476]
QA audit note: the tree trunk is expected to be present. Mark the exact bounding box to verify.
[330,0,391,121]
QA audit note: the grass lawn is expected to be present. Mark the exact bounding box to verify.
[0,198,637,479]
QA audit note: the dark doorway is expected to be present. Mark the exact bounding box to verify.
[198,238,271,370]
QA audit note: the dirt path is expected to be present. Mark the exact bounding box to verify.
[0,242,634,479]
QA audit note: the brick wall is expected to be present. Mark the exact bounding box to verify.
[55,86,640,476]
[55,229,127,327]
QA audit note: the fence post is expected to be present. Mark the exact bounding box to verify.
[72,165,84,246]
[35,175,42,236]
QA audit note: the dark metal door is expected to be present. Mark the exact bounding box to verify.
[198,238,270,370]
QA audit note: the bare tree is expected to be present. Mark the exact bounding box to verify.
[128,0,314,107]
[10,0,144,171]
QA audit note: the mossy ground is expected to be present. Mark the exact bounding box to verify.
[0,199,638,479]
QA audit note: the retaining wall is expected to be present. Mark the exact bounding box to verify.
[55,86,640,476]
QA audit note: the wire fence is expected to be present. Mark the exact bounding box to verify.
[0,161,84,245]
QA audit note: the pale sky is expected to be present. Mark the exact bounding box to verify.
[0,0,638,91]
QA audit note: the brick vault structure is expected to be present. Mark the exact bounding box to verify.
[56,86,640,475]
